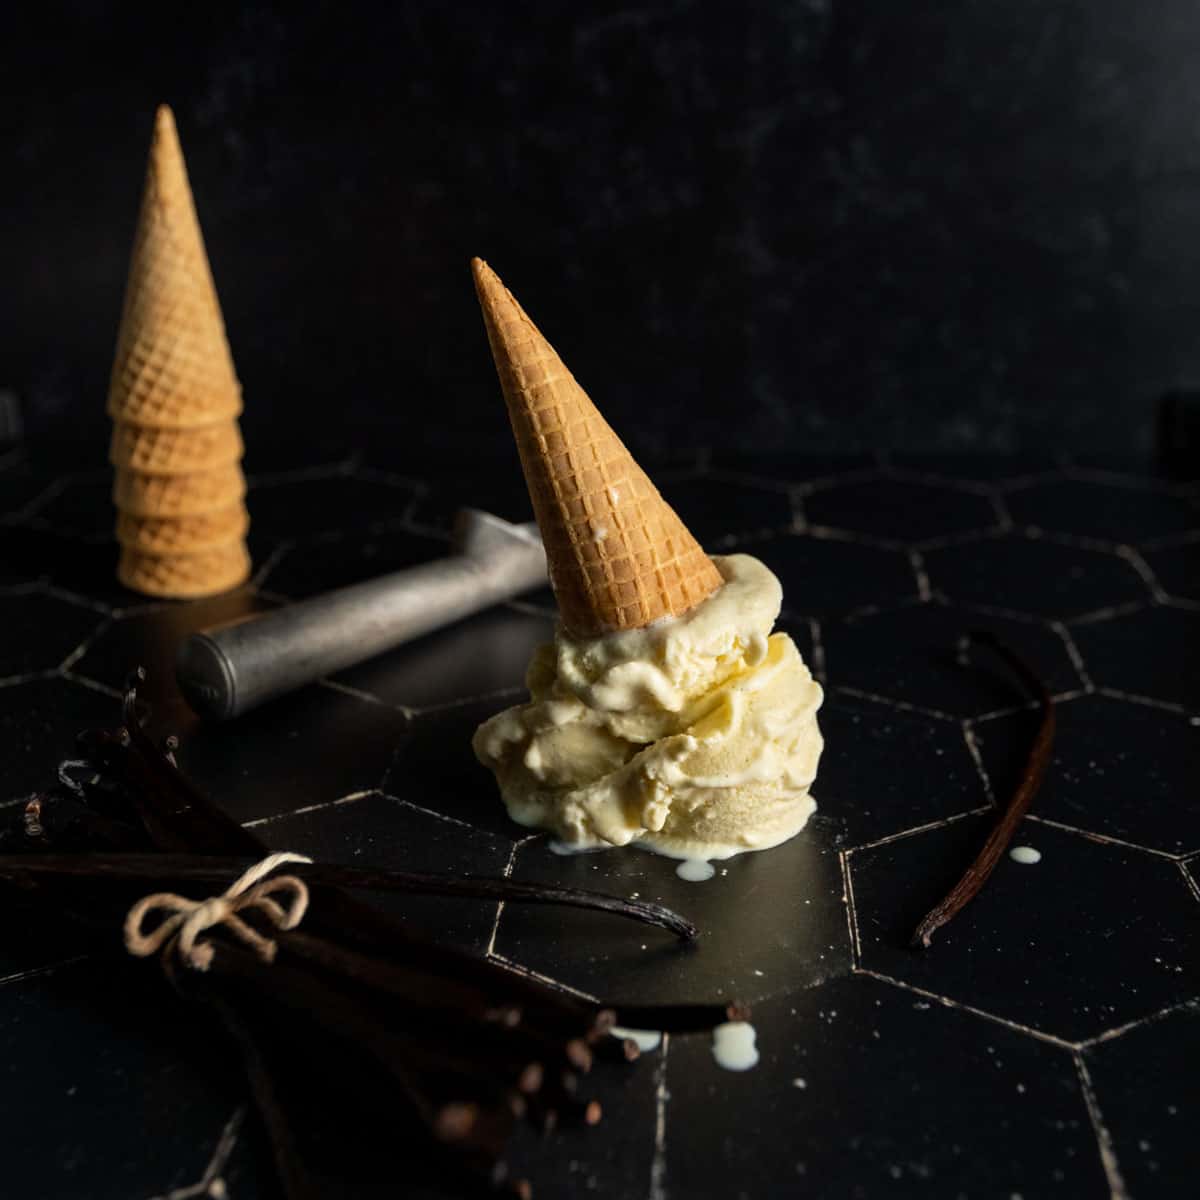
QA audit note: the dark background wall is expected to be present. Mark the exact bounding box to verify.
[5,0,1200,461]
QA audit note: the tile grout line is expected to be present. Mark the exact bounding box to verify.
[1022,814,1182,861]
[317,677,393,708]
[242,788,377,829]
[1073,1051,1130,1200]
[831,685,958,723]
[487,952,600,1003]
[0,666,61,690]
[1116,544,1169,603]
[846,806,993,854]
[485,836,535,958]
[960,722,995,806]
[1094,686,1193,718]
[0,955,90,989]
[1178,860,1200,905]
[380,792,506,837]
[648,1032,671,1200]
[1051,620,1094,691]
[1065,600,1146,628]
[56,613,114,673]
[855,967,1076,1050]
[1079,998,1200,1050]
[909,549,931,601]
[838,850,862,965]
[404,685,525,719]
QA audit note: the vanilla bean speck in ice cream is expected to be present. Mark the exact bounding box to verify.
[473,554,823,860]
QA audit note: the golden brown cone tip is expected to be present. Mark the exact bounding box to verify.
[472,257,723,638]
[107,104,242,429]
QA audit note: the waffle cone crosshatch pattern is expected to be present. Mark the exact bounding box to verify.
[107,106,249,599]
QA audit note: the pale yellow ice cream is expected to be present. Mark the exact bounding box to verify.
[472,554,823,860]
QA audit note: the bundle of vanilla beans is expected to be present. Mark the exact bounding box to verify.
[0,674,738,1198]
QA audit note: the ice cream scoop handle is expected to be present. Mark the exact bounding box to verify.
[176,548,546,721]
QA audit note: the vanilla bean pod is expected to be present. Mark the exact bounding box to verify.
[0,852,696,940]
[5,675,738,1199]
[910,631,1056,949]
[168,962,321,1200]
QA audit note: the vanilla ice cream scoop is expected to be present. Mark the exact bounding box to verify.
[469,260,823,860]
[473,554,823,859]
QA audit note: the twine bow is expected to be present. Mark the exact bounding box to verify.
[124,852,313,971]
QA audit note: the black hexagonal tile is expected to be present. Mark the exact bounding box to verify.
[892,454,1060,483]
[1071,606,1200,713]
[383,695,538,841]
[659,476,793,545]
[496,823,848,1007]
[332,605,554,712]
[246,475,420,540]
[0,959,243,1200]
[0,591,103,679]
[1084,1004,1200,1197]
[663,976,1107,1199]
[71,587,274,714]
[805,478,998,546]
[925,535,1149,620]
[731,533,916,618]
[30,476,114,538]
[1006,479,1197,546]
[1144,538,1200,602]
[252,791,513,952]
[0,676,119,804]
[823,601,1082,718]
[709,452,876,485]
[975,694,1200,856]
[0,523,209,611]
[261,525,449,600]
[819,695,985,847]
[0,457,58,514]
[161,684,409,825]
[850,818,1200,1042]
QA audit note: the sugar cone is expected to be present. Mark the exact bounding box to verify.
[106,106,251,601]
[108,105,242,430]
[118,541,251,599]
[116,501,249,555]
[109,419,243,474]
[113,462,245,518]
[472,258,722,637]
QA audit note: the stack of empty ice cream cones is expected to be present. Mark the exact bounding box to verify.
[108,106,250,599]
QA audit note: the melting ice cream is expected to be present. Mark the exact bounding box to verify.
[473,554,823,860]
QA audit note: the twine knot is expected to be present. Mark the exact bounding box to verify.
[124,852,313,971]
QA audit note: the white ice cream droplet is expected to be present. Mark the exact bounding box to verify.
[610,1026,662,1052]
[1010,846,1042,865]
[593,525,608,543]
[712,1021,759,1071]
[607,486,620,504]
[676,859,715,882]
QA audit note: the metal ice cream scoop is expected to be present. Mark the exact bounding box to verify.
[176,508,547,721]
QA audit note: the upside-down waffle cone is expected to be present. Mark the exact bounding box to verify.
[113,463,245,518]
[117,541,251,599]
[107,106,242,430]
[472,258,722,637]
[109,419,243,474]
[115,501,249,555]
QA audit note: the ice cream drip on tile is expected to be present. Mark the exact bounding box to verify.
[469,258,824,861]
